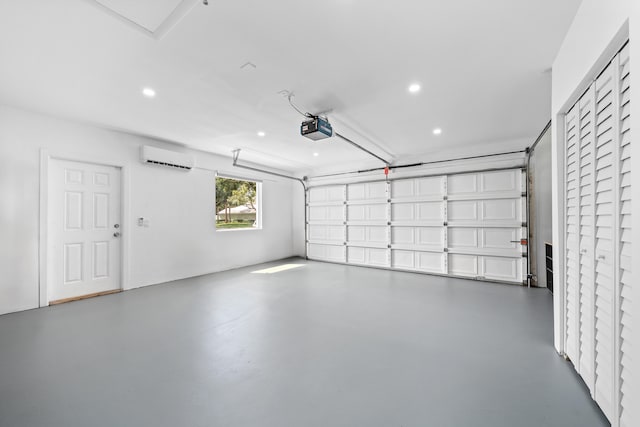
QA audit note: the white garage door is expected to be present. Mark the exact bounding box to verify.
[562,43,633,426]
[307,168,527,285]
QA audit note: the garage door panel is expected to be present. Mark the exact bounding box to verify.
[392,249,415,269]
[348,182,387,201]
[448,254,478,277]
[482,199,519,221]
[481,256,522,282]
[391,176,444,200]
[347,247,388,267]
[416,227,443,246]
[391,202,443,222]
[415,177,444,197]
[483,228,518,250]
[347,204,387,222]
[308,243,345,262]
[448,174,477,195]
[347,225,387,244]
[309,205,344,222]
[417,252,445,273]
[417,202,443,221]
[309,186,344,204]
[480,170,520,193]
[391,226,443,249]
[448,228,478,248]
[309,224,344,242]
[391,250,444,273]
[448,201,478,221]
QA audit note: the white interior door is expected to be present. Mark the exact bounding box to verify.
[49,159,122,302]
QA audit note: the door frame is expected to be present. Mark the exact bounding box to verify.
[39,149,131,307]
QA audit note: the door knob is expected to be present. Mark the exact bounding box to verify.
[113,232,121,238]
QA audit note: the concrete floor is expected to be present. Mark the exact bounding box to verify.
[0,259,608,427]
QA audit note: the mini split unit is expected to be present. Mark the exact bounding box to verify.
[140,145,194,170]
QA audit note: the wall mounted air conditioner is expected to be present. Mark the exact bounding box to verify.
[140,145,194,170]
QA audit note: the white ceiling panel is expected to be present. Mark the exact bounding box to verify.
[0,0,582,174]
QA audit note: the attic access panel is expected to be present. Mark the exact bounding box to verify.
[90,0,198,39]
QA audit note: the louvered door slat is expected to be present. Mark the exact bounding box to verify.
[578,88,596,387]
[593,62,616,422]
[617,43,633,427]
[565,104,581,365]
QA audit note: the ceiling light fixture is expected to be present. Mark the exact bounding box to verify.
[408,83,421,93]
[313,152,319,157]
[142,87,156,98]
[257,131,266,137]
[433,128,442,135]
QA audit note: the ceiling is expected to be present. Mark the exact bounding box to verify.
[0,0,582,174]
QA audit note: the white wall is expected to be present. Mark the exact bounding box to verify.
[0,105,295,315]
[551,0,637,423]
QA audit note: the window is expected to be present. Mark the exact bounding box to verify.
[215,176,261,230]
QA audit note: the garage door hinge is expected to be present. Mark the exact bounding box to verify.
[522,253,528,258]
[443,222,448,226]
[521,192,527,197]
[387,221,391,226]
[443,248,448,253]
[443,196,448,200]
[388,244,392,249]
[521,222,527,227]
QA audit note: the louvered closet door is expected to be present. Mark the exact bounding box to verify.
[594,61,616,421]
[617,44,633,427]
[565,104,580,365]
[563,44,634,427]
[578,86,596,391]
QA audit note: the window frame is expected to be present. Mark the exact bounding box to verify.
[215,174,262,232]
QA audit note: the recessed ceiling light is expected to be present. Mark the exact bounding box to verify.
[433,128,442,135]
[408,83,421,93]
[142,87,156,98]
[257,131,266,137]
[313,152,319,157]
